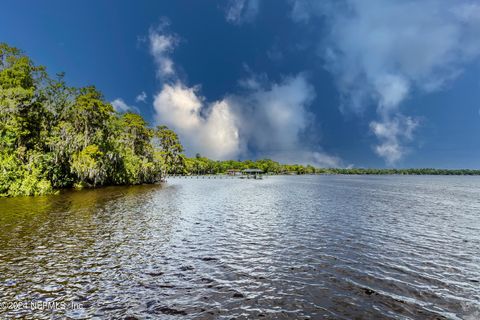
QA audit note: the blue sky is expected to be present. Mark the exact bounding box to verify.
[1,0,480,168]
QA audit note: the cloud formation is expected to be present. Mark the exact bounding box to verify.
[153,83,241,160]
[152,75,337,164]
[229,74,316,157]
[149,25,241,160]
[225,0,260,24]
[149,25,340,166]
[111,98,136,113]
[135,91,147,103]
[370,116,418,164]
[149,23,178,79]
[291,0,480,163]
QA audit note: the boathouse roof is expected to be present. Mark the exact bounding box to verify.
[242,169,263,173]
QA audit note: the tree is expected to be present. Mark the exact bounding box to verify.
[114,113,157,184]
[0,43,47,151]
[70,144,107,187]
[0,43,53,196]
[155,125,184,174]
[69,86,115,150]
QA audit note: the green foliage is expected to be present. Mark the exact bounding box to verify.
[0,43,173,197]
[176,158,480,176]
[155,125,184,175]
[114,113,158,184]
[71,145,107,187]
[0,149,53,196]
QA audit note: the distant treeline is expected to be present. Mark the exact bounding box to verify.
[175,156,480,176]
[179,156,318,175]
[1,43,479,197]
[315,168,480,175]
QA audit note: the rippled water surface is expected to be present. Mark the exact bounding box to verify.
[0,175,479,319]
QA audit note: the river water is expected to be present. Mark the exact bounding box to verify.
[0,175,479,319]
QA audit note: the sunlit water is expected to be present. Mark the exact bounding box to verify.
[0,175,479,319]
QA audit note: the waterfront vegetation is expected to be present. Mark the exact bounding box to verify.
[175,158,480,177]
[1,43,480,197]
[0,43,182,197]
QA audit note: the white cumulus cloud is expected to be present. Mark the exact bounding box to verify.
[149,25,241,160]
[152,74,341,166]
[111,98,137,113]
[153,83,241,160]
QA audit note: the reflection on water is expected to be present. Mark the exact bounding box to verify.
[0,176,479,319]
